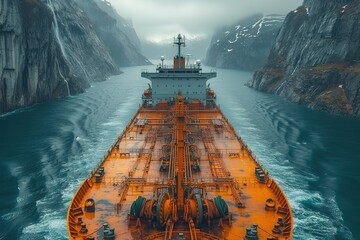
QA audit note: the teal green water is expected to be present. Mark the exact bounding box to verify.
[0,66,359,239]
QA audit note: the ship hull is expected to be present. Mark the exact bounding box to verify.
[67,105,292,239]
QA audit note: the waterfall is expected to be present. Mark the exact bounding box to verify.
[47,0,67,60]
[47,0,90,85]
[56,60,71,96]
[48,0,70,96]
[73,54,91,83]
[64,79,71,96]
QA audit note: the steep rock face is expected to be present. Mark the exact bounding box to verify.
[0,0,85,113]
[93,0,141,50]
[75,0,150,66]
[248,0,360,117]
[205,14,284,71]
[0,0,122,114]
[47,0,119,82]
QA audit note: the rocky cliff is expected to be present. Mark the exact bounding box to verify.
[75,0,150,66]
[47,0,120,82]
[248,0,360,117]
[205,14,284,71]
[0,0,148,114]
[0,0,118,113]
[93,0,141,51]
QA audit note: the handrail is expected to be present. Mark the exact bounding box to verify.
[67,107,142,238]
[217,105,293,238]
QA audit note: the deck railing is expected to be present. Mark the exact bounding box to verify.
[217,106,293,238]
[66,107,142,238]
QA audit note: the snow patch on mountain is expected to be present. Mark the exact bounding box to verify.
[205,14,284,71]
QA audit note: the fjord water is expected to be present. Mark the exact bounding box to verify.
[0,65,359,240]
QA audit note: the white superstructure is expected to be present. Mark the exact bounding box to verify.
[141,34,216,107]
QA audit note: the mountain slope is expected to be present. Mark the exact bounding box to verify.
[248,0,360,117]
[49,0,119,82]
[75,0,150,66]
[205,14,284,71]
[94,0,141,50]
[1,0,93,113]
[0,0,149,114]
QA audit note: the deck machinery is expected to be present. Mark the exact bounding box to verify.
[67,34,293,240]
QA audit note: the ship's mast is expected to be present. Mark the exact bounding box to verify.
[174,34,185,69]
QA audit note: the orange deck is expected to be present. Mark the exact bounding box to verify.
[67,106,293,240]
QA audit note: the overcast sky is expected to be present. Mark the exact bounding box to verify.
[108,0,303,43]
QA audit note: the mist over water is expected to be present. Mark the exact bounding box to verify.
[0,66,358,239]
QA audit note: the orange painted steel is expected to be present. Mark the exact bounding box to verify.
[174,57,185,69]
[66,104,293,240]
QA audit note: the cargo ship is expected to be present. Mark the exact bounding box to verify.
[66,34,293,240]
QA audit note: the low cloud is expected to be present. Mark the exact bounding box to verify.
[108,0,303,42]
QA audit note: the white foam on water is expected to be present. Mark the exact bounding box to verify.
[102,121,120,126]
[21,214,67,240]
[1,212,18,222]
[228,97,351,239]
[13,66,354,240]
[0,105,36,118]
